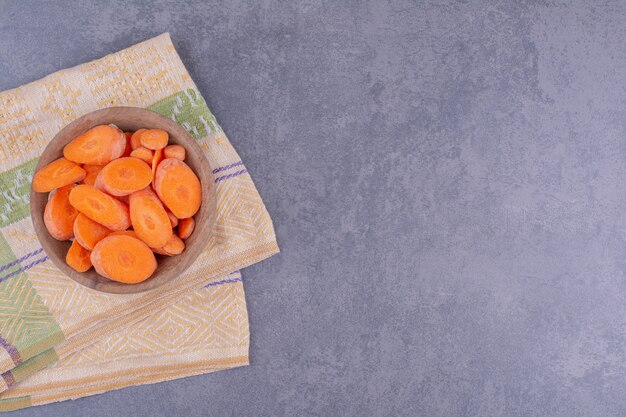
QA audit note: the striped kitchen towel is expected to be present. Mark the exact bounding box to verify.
[0,33,278,410]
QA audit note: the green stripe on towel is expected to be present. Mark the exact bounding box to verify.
[147,89,219,139]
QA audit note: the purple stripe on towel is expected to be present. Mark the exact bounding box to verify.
[0,248,44,274]
[204,277,242,288]
[0,256,49,284]
[1,371,15,387]
[215,169,248,183]
[0,335,21,366]
[212,161,243,174]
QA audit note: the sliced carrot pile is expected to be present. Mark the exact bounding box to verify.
[161,234,185,255]
[91,235,157,283]
[44,184,79,240]
[154,159,201,219]
[82,164,104,186]
[73,213,111,250]
[96,157,153,196]
[34,124,203,284]
[66,240,92,272]
[164,145,185,160]
[129,187,172,248]
[130,129,146,150]
[68,185,131,231]
[140,129,168,150]
[63,125,126,165]
[130,146,154,164]
[178,217,195,239]
[33,157,86,192]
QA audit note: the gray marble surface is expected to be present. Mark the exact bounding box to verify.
[1,1,626,416]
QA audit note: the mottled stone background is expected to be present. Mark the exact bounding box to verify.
[1,1,626,416]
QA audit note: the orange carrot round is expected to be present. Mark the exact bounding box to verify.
[109,230,137,238]
[163,145,185,160]
[44,184,79,240]
[150,246,170,256]
[130,129,146,150]
[154,159,201,219]
[115,194,130,205]
[63,125,127,165]
[91,235,157,283]
[96,157,153,196]
[129,187,172,248]
[130,146,154,164]
[151,148,163,185]
[33,157,86,192]
[93,172,105,192]
[68,185,131,231]
[73,213,111,250]
[82,164,104,186]
[165,210,178,227]
[161,234,185,255]
[122,132,133,157]
[178,217,195,239]
[66,240,92,272]
[140,129,168,150]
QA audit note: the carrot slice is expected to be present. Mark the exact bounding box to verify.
[96,157,153,196]
[44,184,79,240]
[73,213,111,250]
[163,145,185,160]
[140,129,168,150]
[115,195,129,205]
[91,235,157,283]
[161,234,185,255]
[63,125,127,165]
[122,132,133,157]
[93,172,105,192]
[165,210,178,227]
[178,217,195,239]
[152,234,186,256]
[33,157,86,192]
[151,148,163,185]
[129,187,173,248]
[130,129,146,150]
[154,159,201,219]
[109,230,137,238]
[82,164,104,186]
[150,246,170,256]
[66,240,92,272]
[68,185,131,231]
[130,146,154,164]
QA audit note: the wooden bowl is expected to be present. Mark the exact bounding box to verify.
[29,107,216,294]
